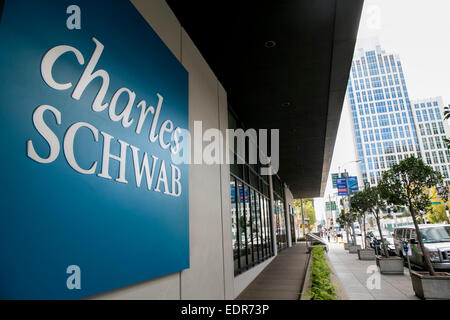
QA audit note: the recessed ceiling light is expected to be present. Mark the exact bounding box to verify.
[281,102,291,107]
[264,40,277,48]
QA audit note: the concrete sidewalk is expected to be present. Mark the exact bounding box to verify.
[327,242,418,300]
[237,243,309,300]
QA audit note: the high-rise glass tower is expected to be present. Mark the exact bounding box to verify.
[347,40,421,186]
[411,97,450,182]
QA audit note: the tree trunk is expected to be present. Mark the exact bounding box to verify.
[374,208,389,257]
[348,223,355,245]
[362,213,367,249]
[408,201,436,276]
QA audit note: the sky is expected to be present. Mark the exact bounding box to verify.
[315,0,450,223]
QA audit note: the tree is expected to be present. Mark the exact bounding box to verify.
[378,156,448,275]
[294,199,316,231]
[350,190,370,249]
[426,204,450,224]
[425,187,450,224]
[352,187,389,257]
[336,209,356,243]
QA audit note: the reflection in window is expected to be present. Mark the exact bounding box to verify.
[231,175,273,275]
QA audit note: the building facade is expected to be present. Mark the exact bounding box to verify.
[411,97,450,183]
[347,41,450,188]
[347,41,422,187]
[0,0,362,299]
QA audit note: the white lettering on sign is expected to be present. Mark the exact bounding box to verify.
[66,265,81,290]
[27,38,184,197]
[27,105,61,164]
[66,5,81,30]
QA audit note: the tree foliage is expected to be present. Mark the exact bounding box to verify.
[378,157,447,213]
[378,156,448,275]
[425,187,450,224]
[426,204,450,224]
[294,199,316,230]
[350,187,389,256]
[336,209,356,228]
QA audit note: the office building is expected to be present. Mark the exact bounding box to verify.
[0,0,363,299]
[411,97,450,183]
[347,40,421,186]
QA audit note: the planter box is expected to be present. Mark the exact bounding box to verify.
[344,243,351,250]
[411,271,450,300]
[349,245,361,254]
[376,256,404,275]
[358,249,375,260]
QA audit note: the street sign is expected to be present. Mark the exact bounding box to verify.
[337,178,348,196]
[332,173,339,189]
[326,201,337,211]
[348,176,359,194]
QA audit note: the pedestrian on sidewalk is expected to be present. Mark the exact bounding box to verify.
[327,232,330,242]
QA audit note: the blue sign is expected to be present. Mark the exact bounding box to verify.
[0,0,189,299]
[348,176,359,194]
[337,178,348,196]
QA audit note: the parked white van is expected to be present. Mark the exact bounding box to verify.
[393,224,450,270]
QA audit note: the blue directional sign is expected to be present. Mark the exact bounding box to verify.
[0,0,189,299]
[348,176,359,194]
[337,178,348,196]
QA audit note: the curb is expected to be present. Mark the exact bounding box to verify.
[300,252,312,300]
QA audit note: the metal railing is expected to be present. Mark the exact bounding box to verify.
[305,233,329,252]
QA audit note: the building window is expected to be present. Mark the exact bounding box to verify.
[429,109,435,121]
[231,175,273,276]
[442,166,449,179]
[426,123,432,135]
[229,108,274,276]
[432,152,439,164]
[429,137,436,150]
[422,138,429,150]
[425,152,432,165]
[436,136,442,149]
[416,110,422,122]
[419,124,425,136]
[439,151,445,163]
[432,122,439,135]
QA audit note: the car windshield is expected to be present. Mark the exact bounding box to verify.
[420,226,450,243]
[373,231,390,238]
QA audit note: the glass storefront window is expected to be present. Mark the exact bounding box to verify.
[274,198,287,251]
[252,191,261,262]
[230,178,239,275]
[237,181,247,271]
[244,185,253,267]
[231,174,273,275]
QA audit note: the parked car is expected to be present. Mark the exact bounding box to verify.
[393,224,450,270]
[366,229,395,255]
